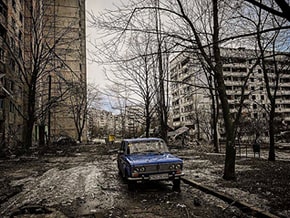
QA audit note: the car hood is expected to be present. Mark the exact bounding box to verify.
[126,153,182,165]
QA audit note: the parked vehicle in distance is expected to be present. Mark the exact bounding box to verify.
[117,137,184,191]
[52,136,77,145]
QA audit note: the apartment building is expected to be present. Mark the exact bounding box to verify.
[0,0,86,151]
[170,51,211,138]
[88,109,117,138]
[0,0,25,149]
[88,106,147,140]
[40,0,87,142]
[170,48,290,141]
[88,108,131,139]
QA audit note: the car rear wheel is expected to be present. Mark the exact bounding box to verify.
[173,179,181,192]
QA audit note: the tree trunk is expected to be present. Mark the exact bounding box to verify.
[196,112,200,140]
[155,0,168,142]
[145,112,150,137]
[23,84,37,152]
[268,106,276,161]
[23,119,34,152]
[212,0,236,179]
[39,124,45,146]
[210,77,219,153]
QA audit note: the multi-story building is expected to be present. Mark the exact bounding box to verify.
[0,0,86,152]
[0,0,25,150]
[125,105,144,137]
[88,109,117,139]
[88,107,146,140]
[170,51,211,139]
[170,47,290,141]
[39,0,87,142]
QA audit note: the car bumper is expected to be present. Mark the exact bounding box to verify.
[128,172,184,181]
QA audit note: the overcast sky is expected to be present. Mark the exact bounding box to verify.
[86,0,116,87]
[86,0,125,112]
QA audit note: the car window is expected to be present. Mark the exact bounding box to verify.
[129,140,169,154]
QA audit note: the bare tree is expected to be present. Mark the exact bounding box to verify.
[69,83,101,143]
[244,0,290,22]
[88,3,169,139]
[103,84,130,137]
[89,0,288,179]
[2,1,82,151]
[88,0,240,179]
[231,0,290,161]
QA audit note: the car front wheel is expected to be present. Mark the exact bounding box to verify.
[173,179,181,192]
[127,180,136,191]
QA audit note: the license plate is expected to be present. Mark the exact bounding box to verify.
[150,173,168,180]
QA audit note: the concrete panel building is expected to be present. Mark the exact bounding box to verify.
[170,48,290,142]
[41,0,87,142]
[0,0,86,152]
[0,0,25,149]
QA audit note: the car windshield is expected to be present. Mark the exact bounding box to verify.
[129,140,169,154]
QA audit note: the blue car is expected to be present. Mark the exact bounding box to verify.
[117,137,184,191]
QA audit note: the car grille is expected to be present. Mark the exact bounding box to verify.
[144,163,173,173]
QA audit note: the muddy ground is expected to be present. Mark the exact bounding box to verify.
[0,142,289,217]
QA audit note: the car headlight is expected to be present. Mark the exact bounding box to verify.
[169,164,182,170]
[175,164,181,170]
[169,164,175,170]
[134,166,146,172]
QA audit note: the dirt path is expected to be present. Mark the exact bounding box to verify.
[0,143,289,217]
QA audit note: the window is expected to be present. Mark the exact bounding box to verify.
[0,99,3,109]
[10,101,14,112]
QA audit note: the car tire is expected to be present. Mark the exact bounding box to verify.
[173,179,181,192]
[118,167,122,177]
[128,180,136,191]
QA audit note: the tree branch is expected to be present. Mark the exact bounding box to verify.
[244,0,290,22]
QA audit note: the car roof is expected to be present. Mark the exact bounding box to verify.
[122,137,164,143]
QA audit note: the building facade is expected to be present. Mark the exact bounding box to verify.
[88,107,146,140]
[0,0,25,151]
[170,51,212,140]
[0,0,86,153]
[41,0,87,142]
[88,109,117,139]
[170,48,290,142]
